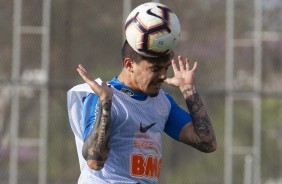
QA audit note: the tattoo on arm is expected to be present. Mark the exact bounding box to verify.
[183,86,216,152]
[82,99,112,169]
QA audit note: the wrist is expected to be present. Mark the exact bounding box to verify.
[180,85,196,93]
[99,97,112,101]
[181,85,197,97]
[99,94,113,101]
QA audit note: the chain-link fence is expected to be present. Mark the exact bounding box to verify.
[0,0,282,183]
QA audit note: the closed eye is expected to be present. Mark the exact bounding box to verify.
[150,63,171,72]
[151,66,162,72]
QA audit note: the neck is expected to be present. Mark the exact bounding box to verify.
[117,70,140,92]
[117,70,128,84]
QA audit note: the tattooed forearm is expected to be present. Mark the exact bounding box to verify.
[190,141,214,153]
[182,85,216,152]
[82,99,112,170]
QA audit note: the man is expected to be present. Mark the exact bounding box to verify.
[67,40,216,183]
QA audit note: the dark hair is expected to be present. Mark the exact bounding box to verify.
[121,40,174,64]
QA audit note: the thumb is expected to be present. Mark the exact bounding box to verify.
[164,77,179,87]
[164,78,172,85]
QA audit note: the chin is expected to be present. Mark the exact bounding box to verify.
[147,91,159,97]
[148,94,158,97]
[144,86,161,97]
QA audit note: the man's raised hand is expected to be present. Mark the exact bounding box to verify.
[164,56,197,91]
[77,64,113,100]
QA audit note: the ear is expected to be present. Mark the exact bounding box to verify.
[123,58,134,72]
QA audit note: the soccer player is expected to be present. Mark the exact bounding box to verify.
[67,40,217,183]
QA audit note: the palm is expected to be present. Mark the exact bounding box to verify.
[77,64,113,100]
[165,56,198,88]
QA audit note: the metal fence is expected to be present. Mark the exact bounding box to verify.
[0,0,282,183]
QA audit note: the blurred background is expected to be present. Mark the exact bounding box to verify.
[0,0,282,183]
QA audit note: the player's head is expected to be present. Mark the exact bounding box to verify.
[122,40,174,65]
[121,40,173,97]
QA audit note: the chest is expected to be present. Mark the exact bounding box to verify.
[111,91,170,135]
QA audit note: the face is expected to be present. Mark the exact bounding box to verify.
[131,59,171,97]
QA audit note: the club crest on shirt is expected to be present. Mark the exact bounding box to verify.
[120,88,134,96]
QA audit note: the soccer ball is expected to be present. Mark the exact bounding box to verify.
[125,2,181,58]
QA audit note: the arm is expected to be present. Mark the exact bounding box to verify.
[82,98,112,170]
[165,56,217,153]
[179,85,216,152]
[77,64,113,170]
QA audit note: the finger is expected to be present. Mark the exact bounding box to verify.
[76,67,84,77]
[77,66,87,78]
[78,64,87,74]
[77,68,91,83]
[178,55,185,71]
[80,74,101,92]
[77,64,94,80]
[77,67,94,85]
[77,65,94,82]
[171,59,179,72]
[192,61,198,71]
[185,58,190,70]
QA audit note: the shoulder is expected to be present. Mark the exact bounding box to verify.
[161,91,177,106]
[68,83,93,94]
[68,77,107,95]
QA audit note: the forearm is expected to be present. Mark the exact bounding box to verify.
[181,85,216,152]
[82,99,112,170]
